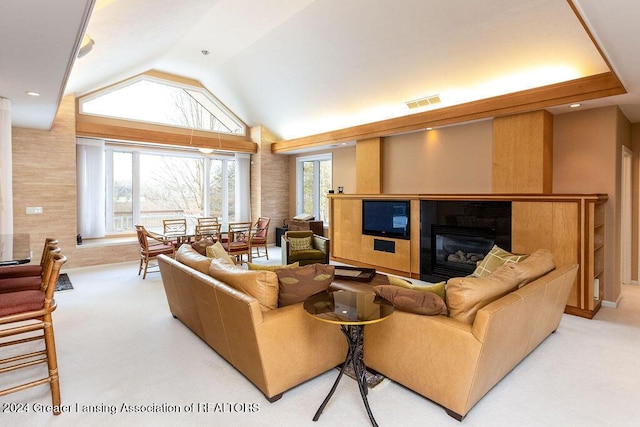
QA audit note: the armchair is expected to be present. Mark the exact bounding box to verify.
[281,230,330,266]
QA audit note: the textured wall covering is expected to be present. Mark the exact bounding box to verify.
[12,95,138,268]
[250,125,289,244]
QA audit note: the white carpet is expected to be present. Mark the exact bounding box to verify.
[1,247,639,426]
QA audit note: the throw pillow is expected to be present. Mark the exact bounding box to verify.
[276,264,335,307]
[505,249,556,288]
[374,285,448,316]
[191,236,216,255]
[208,258,279,311]
[472,245,528,277]
[446,264,520,324]
[247,262,300,271]
[288,236,313,254]
[205,241,235,266]
[175,244,212,274]
[388,276,446,300]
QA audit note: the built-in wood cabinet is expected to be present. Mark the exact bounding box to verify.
[328,193,607,318]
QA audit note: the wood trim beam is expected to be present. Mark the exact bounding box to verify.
[271,72,625,153]
[76,113,257,153]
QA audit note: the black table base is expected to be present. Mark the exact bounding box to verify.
[313,324,378,427]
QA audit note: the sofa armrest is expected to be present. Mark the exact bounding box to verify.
[254,303,346,397]
[312,235,330,263]
[312,235,329,252]
[364,311,481,417]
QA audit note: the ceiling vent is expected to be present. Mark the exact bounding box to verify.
[405,94,441,109]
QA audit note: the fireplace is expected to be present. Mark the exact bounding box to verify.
[420,200,511,282]
[431,226,495,277]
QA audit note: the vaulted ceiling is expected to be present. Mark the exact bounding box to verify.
[3,0,640,147]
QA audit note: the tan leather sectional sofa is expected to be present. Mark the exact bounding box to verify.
[364,260,579,420]
[157,248,346,402]
[158,243,577,420]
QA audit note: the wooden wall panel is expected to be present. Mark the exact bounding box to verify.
[356,137,382,194]
[492,110,553,193]
[331,198,362,261]
[512,201,580,306]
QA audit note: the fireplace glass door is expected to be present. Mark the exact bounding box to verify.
[431,226,495,277]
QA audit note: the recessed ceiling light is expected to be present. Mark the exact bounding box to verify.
[77,35,95,58]
[26,91,40,97]
[569,103,581,108]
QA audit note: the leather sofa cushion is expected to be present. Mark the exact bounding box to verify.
[208,258,279,311]
[374,285,448,316]
[506,249,556,288]
[275,264,334,307]
[0,276,42,294]
[446,264,520,324]
[176,244,212,274]
[472,245,528,277]
[388,276,446,300]
[0,290,45,316]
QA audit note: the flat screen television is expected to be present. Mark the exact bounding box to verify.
[362,199,410,240]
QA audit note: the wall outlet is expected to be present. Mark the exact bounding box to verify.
[26,206,43,214]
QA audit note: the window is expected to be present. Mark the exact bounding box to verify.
[79,74,246,136]
[296,154,332,223]
[104,146,238,234]
[77,141,243,238]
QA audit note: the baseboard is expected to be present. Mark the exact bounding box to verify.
[601,294,623,309]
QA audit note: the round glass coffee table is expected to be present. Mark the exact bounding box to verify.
[304,290,394,427]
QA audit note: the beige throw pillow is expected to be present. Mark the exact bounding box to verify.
[208,258,279,311]
[288,237,313,254]
[205,241,235,266]
[472,245,528,277]
[446,264,520,324]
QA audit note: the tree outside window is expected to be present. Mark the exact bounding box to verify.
[297,154,332,223]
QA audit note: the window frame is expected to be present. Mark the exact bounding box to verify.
[295,153,332,223]
[78,74,247,137]
[103,143,237,234]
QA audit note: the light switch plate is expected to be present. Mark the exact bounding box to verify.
[26,206,43,214]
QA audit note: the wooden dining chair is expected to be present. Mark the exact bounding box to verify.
[0,243,61,294]
[250,217,271,259]
[135,225,175,279]
[0,252,67,414]
[195,217,221,241]
[0,237,58,280]
[222,222,253,264]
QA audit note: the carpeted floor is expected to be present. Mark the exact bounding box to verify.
[2,246,640,426]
